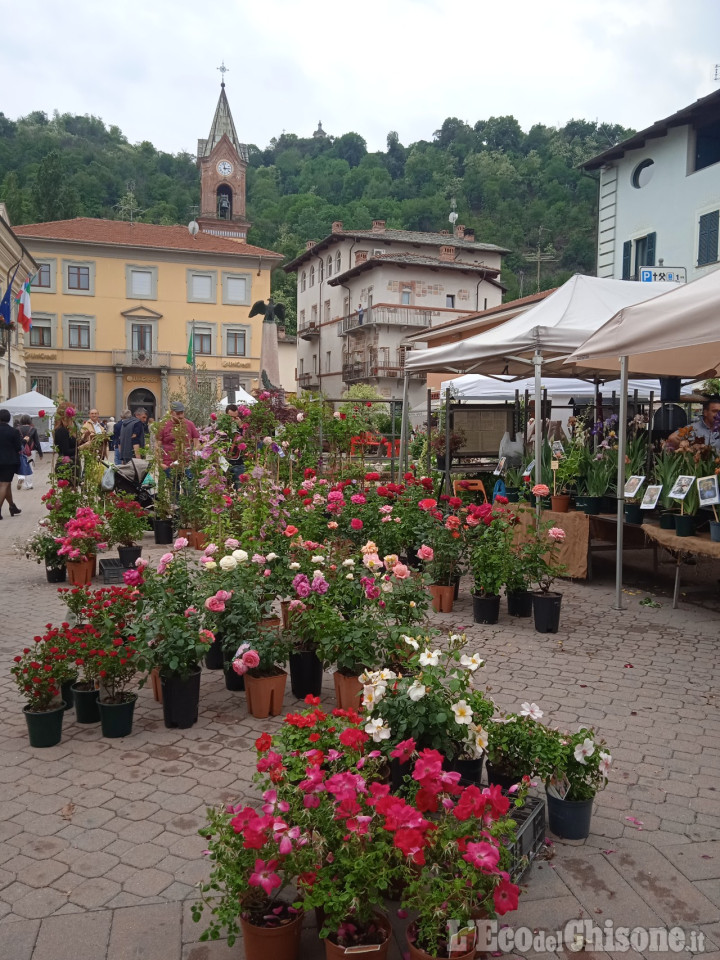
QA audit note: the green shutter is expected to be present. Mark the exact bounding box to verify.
[698,211,719,266]
[645,232,656,267]
[622,241,632,280]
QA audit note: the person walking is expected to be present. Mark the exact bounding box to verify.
[79,408,108,460]
[53,402,80,485]
[113,410,131,465]
[118,408,149,464]
[157,402,199,471]
[17,414,42,490]
[224,403,246,488]
[0,409,22,518]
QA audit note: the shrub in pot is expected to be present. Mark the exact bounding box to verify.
[95,628,140,738]
[468,503,513,624]
[11,640,66,748]
[237,628,292,719]
[544,726,612,840]
[520,522,567,633]
[485,703,555,788]
[104,493,148,566]
[25,528,67,581]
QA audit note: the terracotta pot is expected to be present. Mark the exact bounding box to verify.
[192,530,208,550]
[67,557,94,586]
[177,528,193,543]
[281,600,291,630]
[245,670,287,719]
[333,670,363,710]
[149,667,163,703]
[550,494,571,513]
[325,913,392,959]
[406,920,477,959]
[240,909,303,960]
[428,584,455,613]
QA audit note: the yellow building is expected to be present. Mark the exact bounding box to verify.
[12,83,283,419]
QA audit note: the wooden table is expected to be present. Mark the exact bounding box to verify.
[587,513,658,581]
[643,523,720,608]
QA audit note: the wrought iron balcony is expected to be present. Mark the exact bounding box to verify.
[112,350,172,368]
[297,372,320,390]
[338,306,434,336]
[298,321,321,341]
[342,361,425,383]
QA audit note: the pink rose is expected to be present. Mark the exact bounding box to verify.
[215,590,233,601]
[548,526,566,542]
[232,658,248,676]
[204,543,218,555]
[205,596,226,612]
[417,545,434,561]
[351,518,363,531]
[174,537,189,550]
[242,650,261,669]
[392,563,411,580]
[225,538,240,549]
[532,484,550,497]
[199,629,215,644]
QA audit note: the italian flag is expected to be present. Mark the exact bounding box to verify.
[15,278,32,333]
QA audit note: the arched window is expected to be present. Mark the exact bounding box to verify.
[319,259,323,282]
[335,251,341,274]
[301,271,306,292]
[309,265,315,287]
[327,255,333,278]
[216,185,232,220]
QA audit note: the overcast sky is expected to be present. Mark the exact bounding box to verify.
[2,0,719,155]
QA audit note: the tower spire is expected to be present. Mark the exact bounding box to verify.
[217,60,229,88]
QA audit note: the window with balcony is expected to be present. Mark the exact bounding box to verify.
[401,289,411,305]
[226,329,247,356]
[311,304,318,325]
[126,265,158,299]
[62,260,95,296]
[131,324,153,359]
[446,294,455,308]
[69,321,90,349]
[299,309,306,329]
[187,270,217,303]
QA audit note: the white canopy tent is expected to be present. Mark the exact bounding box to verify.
[440,373,662,401]
[568,267,720,610]
[1,390,57,418]
[218,388,256,407]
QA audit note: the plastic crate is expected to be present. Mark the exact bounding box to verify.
[507,795,546,882]
[99,558,126,584]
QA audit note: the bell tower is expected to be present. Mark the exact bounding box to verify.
[196,66,251,240]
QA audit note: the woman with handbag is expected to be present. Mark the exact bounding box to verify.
[0,409,21,517]
[17,415,42,490]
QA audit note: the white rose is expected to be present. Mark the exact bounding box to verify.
[219,555,237,571]
[342,559,355,567]
[451,700,473,725]
[345,573,354,580]
[381,581,394,593]
[460,653,485,672]
[364,717,391,743]
[419,649,441,666]
[311,555,325,564]
[232,549,249,563]
[289,562,301,570]
[266,552,278,562]
[297,413,304,422]
[203,560,217,571]
[408,680,426,702]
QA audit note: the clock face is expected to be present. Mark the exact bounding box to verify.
[217,160,233,177]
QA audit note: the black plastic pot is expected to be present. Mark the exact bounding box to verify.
[506,590,533,618]
[72,683,100,724]
[532,592,562,634]
[60,676,77,710]
[453,576,461,601]
[505,488,520,503]
[390,756,411,793]
[24,703,65,748]
[289,651,324,699]
[472,592,500,625]
[45,565,67,583]
[624,504,643,525]
[582,496,602,515]
[153,519,174,545]
[710,521,720,543]
[547,790,594,840]
[600,495,616,514]
[223,649,246,691]
[98,694,137,738]
[161,667,201,729]
[674,514,696,537]
[117,545,142,568]
[659,512,676,529]
[452,756,484,787]
[405,546,420,569]
[486,761,527,791]
[204,634,225,670]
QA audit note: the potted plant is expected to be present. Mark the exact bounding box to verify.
[522,522,567,633]
[431,426,466,471]
[11,641,66,748]
[104,493,148,567]
[25,527,67,582]
[582,453,614,515]
[503,466,525,503]
[468,506,511,624]
[545,726,612,839]
[95,629,139,738]
[414,499,468,612]
[503,539,534,617]
[654,449,684,528]
[70,626,103,724]
[237,627,291,719]
[56,507,109,585]
[551,443,586,512]
[485,703,556,789]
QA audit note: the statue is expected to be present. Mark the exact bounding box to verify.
[249,298,286,393]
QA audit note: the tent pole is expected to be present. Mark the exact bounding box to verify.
[399,372,409,477]
[444,387,451,495]
[646,390,655,476]
[614,355,629,611]
[533,351,542,521]
[426,388,432,477]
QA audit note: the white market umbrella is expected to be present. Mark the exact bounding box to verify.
[1,390,57,417]
[218,387,256,407]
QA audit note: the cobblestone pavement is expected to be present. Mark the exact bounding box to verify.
[1,459,719,959]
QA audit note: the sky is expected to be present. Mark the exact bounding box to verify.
[2,0,719,155]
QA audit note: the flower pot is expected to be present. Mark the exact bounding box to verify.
[582,496,602,515]
[452,755,484,788]
[472,592,500,624]
[435,454,447,471]
[485,761,527,791]
[574,495,587,512]
[60,675,78,710]
[551,494,571,513]
[406,920,477,960]
[546,789,594,840]
[150,667,163,702]
[505,487,520,503]
[453,576,460,600]
[659,512,676,530]
[506,590,533,618]
[428,584,454,613]
[72,683,100,724]
[45,564,67,583]
[192,530,208,550]
[281,600,291,630]
[98,694,137,738]
[204,634,225,670]
[674,514,696,537]
[624,504,643,525]
[67,557,94,586]
[160,667,201,729]
[710,521,720,542]
[240,909,304,960]
[532,591,562,634]
[325,914,392,959]
[601,495,616,514]
[333,669,363,710]
[289,650,324,699]
[153,519,173,545]
[117,545,142,568]
[24,703,65,748]
[245,670,287,719]
[222,648,246,691]
[390,755,411,793]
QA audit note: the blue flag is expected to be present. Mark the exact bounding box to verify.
[0,264,20,325]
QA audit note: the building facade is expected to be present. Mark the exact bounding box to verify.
[0,203,37,401]
[285,221,507,405]
[12,83,285,417]
[583,89,720,284]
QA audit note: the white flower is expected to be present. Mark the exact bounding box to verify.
[219,555,237,571]
[449,633,465,644]
[419,649,441,666]
[408,680,426,702]
[266,552,278,562]
[313,570,324,579]
[203,560,217,570]
[311,555,325,565]
[574,738,595,765]
[345,573,354,581]
[520,702,543,720]
[378,669,397,681]
[598,752,612,777]
[362,685,379,709]
[289,562,301,570]
[365,717,391,742]
[232,549,249,563]
[472,724,489,752]
[460,653,484,672]
[381,581,394,593]
[451,700,473,725]
[402,635,419,650]
[296,413,304,422]
[342,559,355,567]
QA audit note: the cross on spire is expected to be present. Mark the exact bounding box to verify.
[217,61,229,87]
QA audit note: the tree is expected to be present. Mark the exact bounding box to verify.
[1,171,28,224]
[31,150,78,222]
[330,133,367,168]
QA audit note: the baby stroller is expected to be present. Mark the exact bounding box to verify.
[108,459,155,511]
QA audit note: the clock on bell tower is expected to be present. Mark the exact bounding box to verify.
[196,68,251,240]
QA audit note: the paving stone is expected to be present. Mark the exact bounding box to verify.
[14,857,68,888]
[122,867,174,897]
[33,910,112,960]
[671,840,720,880]
[0,918,40,960]
[67,877,123,909]
[12,887,69,919]
[107,902,181,960]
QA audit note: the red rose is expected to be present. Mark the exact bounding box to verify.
[350,518,363,530]
[38,409,45,418]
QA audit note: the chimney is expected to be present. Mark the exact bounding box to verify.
[305,239,314,250]
[440,229,450,236]
[331,220,343,234]
[355,250,369,265]
[454,224,465,239]
[464,227,475,242]
[439,245,456,262]
[371,219,386,233]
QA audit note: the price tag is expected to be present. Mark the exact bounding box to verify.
[551,460,559,470]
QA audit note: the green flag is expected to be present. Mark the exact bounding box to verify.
[186,329,194,366]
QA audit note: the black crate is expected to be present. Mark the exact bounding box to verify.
[99,558,126,584]
[507,795,546,882]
